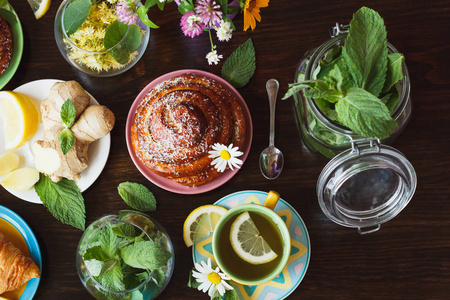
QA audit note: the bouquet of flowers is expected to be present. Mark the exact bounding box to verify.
[176,0,270,64]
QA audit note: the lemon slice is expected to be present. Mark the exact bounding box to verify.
[27,0,51,19]
[230,211,278,265]
[183,205,228,247]
[0,91,39,150]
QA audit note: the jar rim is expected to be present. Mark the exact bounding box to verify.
[60,0,135,55]
[302,34,411,137]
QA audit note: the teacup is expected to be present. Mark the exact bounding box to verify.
[212,191,291,285]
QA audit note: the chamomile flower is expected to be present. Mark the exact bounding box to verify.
[205,50,223,65]
[209,143,243,172]
[192,258,233,297]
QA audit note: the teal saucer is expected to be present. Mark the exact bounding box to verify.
[192,190,311,300]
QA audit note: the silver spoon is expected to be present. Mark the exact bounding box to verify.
[259,79,284,180]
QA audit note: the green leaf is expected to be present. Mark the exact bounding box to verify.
[0,8,17,25]
[177,0,195,14]
[34,174,85,230]
[104,20,142,65]
[281,81,319,100]
[98,224,121,259]
[83,245,112,262]
[342,7,388,97]
[307,81,343,103]
[227,5,240,15]
[58,128,75,155]
[100,260,125,291]
[224,289,239,300]
[187,269,201,289]
[335,87,398,138]
[121,240,172,269]
[84,259,104,277]
[118,182,157,212]
[216,0,228,14]
[131,291,144,300]
[137,6,160,29]
[63,0,91,36]
[383,53,404,93]
[221,38,256,88]
[150,269,166,287]
[380,86,400,113]
[111,222,138,239]
[60,99,76,128]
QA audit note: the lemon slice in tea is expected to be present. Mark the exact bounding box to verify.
[183,205,228,247]
[230,211,278,265]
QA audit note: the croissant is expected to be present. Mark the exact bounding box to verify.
[0,232,40,294]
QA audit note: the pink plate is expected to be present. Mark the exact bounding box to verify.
[125,69,253,194]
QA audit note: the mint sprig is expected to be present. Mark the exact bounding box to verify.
[221,38,256,88]
[34,173,86,230]
[59,99,76,155]
[283,7,405,139]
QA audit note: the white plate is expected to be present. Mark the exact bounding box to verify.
[0,79,111,204]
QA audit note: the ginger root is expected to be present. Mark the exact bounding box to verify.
[32,81,115,182]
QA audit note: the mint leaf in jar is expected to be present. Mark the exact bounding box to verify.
[104,20,142,65]
[121,240,173,269]
[63,0,90,35]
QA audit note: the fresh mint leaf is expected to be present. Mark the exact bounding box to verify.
[307,81,343,103]
[131,291,144,300]
[135,271,150,282]
[111,222,137,239]
[151,269,166,287]
[335,87,397,138]
[104,20,142,65]
[84,259,104,277]
[100,260,125,291]
[383,53,404,93]
[187,269,201,289]
[63,0,90,36]
[224,289,239,300]
[83,245,111,262]
[380,86,400,113]
[61,99,76,127]
[34,173,85,230]
[121,240,173,269]
[58,128,75,155]
[281,81,320,100]
[221,38,256,88]
[98,224,121,259]
[118,182,157,212]
[342,7,388,97]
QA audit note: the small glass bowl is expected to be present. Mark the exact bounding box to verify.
[76,210,174,299]
[54,0,150,77]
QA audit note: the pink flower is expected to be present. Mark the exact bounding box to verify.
[195,0,223,27]
[180,11,204,38]
[116,1,139,25]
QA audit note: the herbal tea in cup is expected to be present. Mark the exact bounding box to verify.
[212,191,291,285]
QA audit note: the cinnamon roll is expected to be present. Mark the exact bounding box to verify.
[131,73,246,187]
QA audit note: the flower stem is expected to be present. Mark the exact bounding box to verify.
[208,28,216,50]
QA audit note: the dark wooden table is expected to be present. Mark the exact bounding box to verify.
[1,0,450,299]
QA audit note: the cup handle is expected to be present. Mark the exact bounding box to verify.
[263,190,280,210]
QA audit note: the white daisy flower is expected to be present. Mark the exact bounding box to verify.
[192,258,234,297]
[209,143,244,172]
[216,20,233,42]
[206,50,223,65]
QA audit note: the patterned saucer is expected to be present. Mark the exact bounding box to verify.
[192,190,311,300]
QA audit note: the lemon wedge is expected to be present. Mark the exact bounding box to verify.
[183,205,228,247]
[27,0,51,19]
[0,91,39,150]
[229,211,278,265]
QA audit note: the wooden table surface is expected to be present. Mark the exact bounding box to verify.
[1,0,450,299]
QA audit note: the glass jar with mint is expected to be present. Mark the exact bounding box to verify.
[76,210,174,299]
[284,7,416,234]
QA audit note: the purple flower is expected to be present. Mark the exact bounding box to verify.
[195,0,223,27]
[180,11,204,38]
[116,1,139,25]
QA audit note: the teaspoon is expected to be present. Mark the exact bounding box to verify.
[259,79,284,180]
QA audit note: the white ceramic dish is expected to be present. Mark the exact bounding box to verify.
[0,79,111,204]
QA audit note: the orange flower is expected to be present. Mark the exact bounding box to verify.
[243,0,270,31]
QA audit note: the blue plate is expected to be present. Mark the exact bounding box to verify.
[193,190,311,300]
[0,205,41,299]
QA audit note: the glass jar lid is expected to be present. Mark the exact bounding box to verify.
[317,140,417,234]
